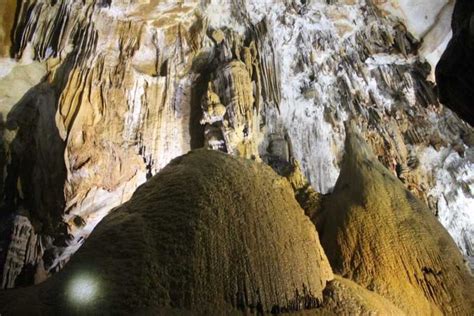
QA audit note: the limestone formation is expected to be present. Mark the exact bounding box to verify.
[0,0,473,297]
[199,22,279,160]
[278,158,322,221]
[316,123,474,315]
[0,0,204,285]
[320,275,404,316]
[0,149,333,314]
[0,0,16,57]
[202,60,260,159]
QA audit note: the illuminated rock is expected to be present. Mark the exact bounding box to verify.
[320,275,404,315]
[0,0,473,295]
[0,150,333,314]
[316,123,474,315]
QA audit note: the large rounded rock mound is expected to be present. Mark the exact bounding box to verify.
[0,149,333,315]
[316,123,474,315]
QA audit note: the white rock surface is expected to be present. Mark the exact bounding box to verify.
[375,0,455,79]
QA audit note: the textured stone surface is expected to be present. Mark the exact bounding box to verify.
[0,0,201,285]
[374,0,454,78]
[246,0,474,263]
[0,149,333,314]
[0,0,16,57]
[0,0,473,291]
[320,275,404,316]
[202,59,259,158]
[316,123,474,315]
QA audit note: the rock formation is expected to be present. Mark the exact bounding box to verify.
[0,2,472,313]
[5,149,454,315]
[0,0,17,57]
[316,123,474,315]
[0,150,334,314]
[247,0,474,264]
[320,275,404,316]
[374,0,455,79]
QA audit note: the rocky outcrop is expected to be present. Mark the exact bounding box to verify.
[0,149,333,314]
[278,158,322,220]
[316,123,474,315]
[2,149,446,315]
[436,0,474,126]
[0,0,283,287]
[0,0,203,286]
[201,59,260,158]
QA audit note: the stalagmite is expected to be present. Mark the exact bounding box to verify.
[0,4,472,313]
[0,150,334,314]
[316,123,474,315]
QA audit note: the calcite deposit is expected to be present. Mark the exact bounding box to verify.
[320,275,404,315]
[0,150,334,314]
[316,123,474,315]
[0,1,472,314]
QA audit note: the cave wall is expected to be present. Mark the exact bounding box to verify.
[0,0,472,288]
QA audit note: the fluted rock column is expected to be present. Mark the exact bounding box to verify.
[202,58,261,159]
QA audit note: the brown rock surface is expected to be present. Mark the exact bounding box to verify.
[0,149,333,315]
[0,0,16,57]
[320,275,405,316]
[316,123,474,315]
[1,0,473,298]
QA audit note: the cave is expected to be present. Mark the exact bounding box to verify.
[0,0,473,315]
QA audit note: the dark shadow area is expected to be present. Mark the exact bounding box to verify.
[0,114,13,286]
[189,68,210,150]
[411,61,438,108]
[10,0,35,59]
[3,57,73,235]
[0,56,74,287]
[0,114,7,204]
[4,80,66,235]
[436,0,474,126]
